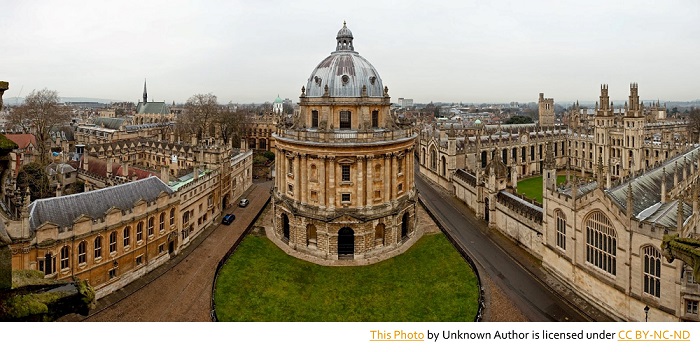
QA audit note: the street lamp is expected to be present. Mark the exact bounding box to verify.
[644,305,650,322]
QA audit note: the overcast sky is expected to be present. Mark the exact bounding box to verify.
[2,0,699,105]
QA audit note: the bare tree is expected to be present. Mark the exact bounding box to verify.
[217,104,249,147]
[688,108,700,143]
[8,89,69,164]
[180,93,220,141]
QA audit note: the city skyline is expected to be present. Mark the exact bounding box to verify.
[2,0,699,105]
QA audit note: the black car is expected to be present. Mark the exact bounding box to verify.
[222,213,235,225]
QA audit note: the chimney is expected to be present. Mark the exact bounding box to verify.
[123,162,129,178]
[83,153,89,171]
[161,165,169,183]
[194,167,199,181]
[107,159,113,178]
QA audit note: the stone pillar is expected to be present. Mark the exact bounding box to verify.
[319,156,326,209]
[300,154,308,205]
[294,153,301,202]
[391,153,398,200]
[366,155,373,206]
[328,156,335,210]
[357,156,364,207]
[384,153,391,203]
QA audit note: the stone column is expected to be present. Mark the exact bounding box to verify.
[328,156,336,210]
[384,153,391,203]
[319,156,326,209]
[391,153,398,200]
[300,154,308,204]
[366,155,374,206]
[357,156,364,207]
[294,153,301,202]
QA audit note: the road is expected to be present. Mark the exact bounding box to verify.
[416,171,613,322]
[60,180,273,322]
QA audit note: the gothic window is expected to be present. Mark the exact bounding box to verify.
[341,165,351,182]
[441,156,446,176]
[421,148,426,165]
[585,211,617,276]
[643,246,661,298]
[340,111,351,129]
[430,149,437,170]
[521,146,526,162]
[94,236,102,260]
[78,241,87,265]
[60,245,70,270]
[372,110,379,128]
[502,149,507,164]
[530,145,535,161]
[555,210,566,250]
[109,231,117,253]
[312,110,319,128]
[481,151,487,168]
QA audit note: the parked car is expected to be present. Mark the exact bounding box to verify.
[239,198,250,207]
[222,213,235,225]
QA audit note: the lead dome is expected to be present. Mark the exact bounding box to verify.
[305,22,385,98]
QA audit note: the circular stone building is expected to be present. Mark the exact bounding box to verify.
[272,22,417,261]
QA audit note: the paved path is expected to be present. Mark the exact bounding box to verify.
[59,181,272,322]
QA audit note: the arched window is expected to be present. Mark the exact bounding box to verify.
[307,224,317,247]
[421,148,426,165]
[136,221,144,242]
[585,211,617,275]
[60,245,70,270]
[555,210,566,250]
[78,241,87,265]
[643,246,661,298]
[441,156,446,176]
[109,231,117,253]
[148,217,154,237]
[430,149,437,170]
[159,212,166,232]
[94,236,102,260]
[123,226,131,247]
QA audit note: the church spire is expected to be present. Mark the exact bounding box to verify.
[143,79,148,103]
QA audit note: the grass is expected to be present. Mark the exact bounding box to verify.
[516,174,567,203]
[213,233,479,322]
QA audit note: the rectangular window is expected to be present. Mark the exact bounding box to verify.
[312,110,319,128]
[687,300,699,315]
[109,232,117,253]
[341,165,350,182]
[371,110,379,128]
[288,184,293,194]
[341,193,350,202]
[374,190,381,199]
[340,111,351,129]
[398,183,403,192]
[158,244,165,253]
[109,268,117,279]
[136,255,143,266]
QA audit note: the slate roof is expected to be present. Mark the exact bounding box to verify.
[608,145,700,226]
[93,117,130,130]
[27,176,173,233]
[136,101,170,115]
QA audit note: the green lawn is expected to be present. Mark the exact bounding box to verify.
[213,232,480,322]
[516,175,567,203]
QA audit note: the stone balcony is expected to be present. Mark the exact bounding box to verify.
[274,127,415,145]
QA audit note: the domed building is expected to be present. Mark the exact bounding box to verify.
[272,22,417,262]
